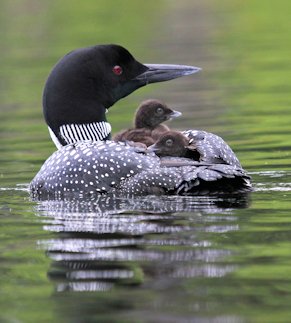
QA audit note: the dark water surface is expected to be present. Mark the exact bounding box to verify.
[1,1,291,322]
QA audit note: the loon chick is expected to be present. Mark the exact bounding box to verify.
[149,130,200,159]
[149,130,242,167]
[30,44,251,198]
[113,99,181,146]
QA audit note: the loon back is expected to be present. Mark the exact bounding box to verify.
[182,129,242,167]
[30,141,251,198]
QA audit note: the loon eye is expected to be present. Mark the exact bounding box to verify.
[165,138,174,147]
[156,107,164,115]
[112,65,123,76]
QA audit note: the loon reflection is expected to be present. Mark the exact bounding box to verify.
[35,193,249,292]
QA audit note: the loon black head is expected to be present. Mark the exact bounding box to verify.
[134,99,181,129]
[149,130,200,160]
[43,44,201,148]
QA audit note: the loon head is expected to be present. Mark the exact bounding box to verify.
[134,99,182,129]
[42,44,201,148]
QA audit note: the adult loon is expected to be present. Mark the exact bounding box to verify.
[30,44,251,198]
[113,99,182,146]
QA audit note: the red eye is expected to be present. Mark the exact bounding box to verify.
[112,65,123,75]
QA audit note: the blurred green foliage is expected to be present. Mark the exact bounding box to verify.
[212,0,291,170]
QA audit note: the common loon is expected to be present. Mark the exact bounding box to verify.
[30,44,251,198]
[113,99,181,146]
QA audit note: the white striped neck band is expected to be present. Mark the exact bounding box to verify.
[48,122,112,149]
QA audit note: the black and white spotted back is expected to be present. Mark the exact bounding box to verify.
[182,130,241,168]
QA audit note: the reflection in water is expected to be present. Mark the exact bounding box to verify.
[34,194,249,293]
[251,171,291,191]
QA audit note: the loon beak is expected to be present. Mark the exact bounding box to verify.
[135,64,201,84]
[147,143,159,153]
[169,110,182,119]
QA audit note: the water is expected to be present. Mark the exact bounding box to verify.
[1,0,291,322]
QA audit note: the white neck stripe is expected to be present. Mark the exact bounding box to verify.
[81,123,92,140]
[58,122,111,147]
[64,124,74,144]
[48,127,63,149]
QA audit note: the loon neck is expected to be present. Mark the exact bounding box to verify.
[49,121,112,149]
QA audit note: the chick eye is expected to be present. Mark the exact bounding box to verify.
[112,65,123,75]
[165,138,174,146]
[156,107,164,115]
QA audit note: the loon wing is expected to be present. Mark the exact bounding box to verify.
[182,130,242,168]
